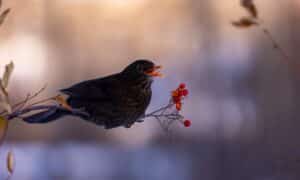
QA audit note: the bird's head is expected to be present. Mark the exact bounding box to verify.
[122,59,163,80]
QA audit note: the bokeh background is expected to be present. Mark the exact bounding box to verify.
[0,0,299,179]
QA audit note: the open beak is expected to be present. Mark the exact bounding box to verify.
[145,65,163,77]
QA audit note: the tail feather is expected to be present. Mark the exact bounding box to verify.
[23,108,70,123]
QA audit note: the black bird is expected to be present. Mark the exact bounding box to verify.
[24,60,162,129]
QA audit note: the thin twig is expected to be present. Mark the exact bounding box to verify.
[13,85,47,109]
[15,93,30,111]
[144,103,173,117]
[142,99,184,134]
[155,116,167,132]
[0,85,47,115]
[26,95,57,107]
[259,26,291,61]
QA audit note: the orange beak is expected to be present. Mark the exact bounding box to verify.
[145,65,163,77]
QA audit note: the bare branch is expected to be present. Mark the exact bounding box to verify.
[0,85,48,116]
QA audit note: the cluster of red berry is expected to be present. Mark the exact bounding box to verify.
[172,83,189,110]
[171,83,191,127]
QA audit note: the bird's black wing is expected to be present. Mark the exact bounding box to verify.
[60,73,126,128]
[60,73,120,100]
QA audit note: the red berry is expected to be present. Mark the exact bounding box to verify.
[176,102,182,111]
[182,89,189,96]
[173,96,181,103]
[179,83,186,89]
[183,120,191,127]
[178,90,184,97]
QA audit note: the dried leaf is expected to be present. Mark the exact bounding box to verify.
[0,116,8,145]
[2,61,14,88]
[232,17,258,28]
[0,62,13,113]
[0,8,10,26]
[6,150,15,175]
[0,80,7,97]
[54,95,72,111]
[241,0,258,18]
[0,82,11,113]
[0,89,11,113]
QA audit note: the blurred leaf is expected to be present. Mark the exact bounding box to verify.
[0,80,7,97]
[6,150,15,175]
[54,95,72,111]
[232,17,258,28]
[241,0,258,18]
[0,85,11,113]
[0,8,10,26]
[0,83,11,113]
[2,61,14,88]
[0,116,8,145]
[0,61,13,113]
[0,0,2,9]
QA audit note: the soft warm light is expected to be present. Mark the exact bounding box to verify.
[103,0,147,11]
[0,35,47,81]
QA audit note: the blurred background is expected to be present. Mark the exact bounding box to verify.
[0,0,299,179]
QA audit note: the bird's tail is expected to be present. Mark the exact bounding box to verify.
[23,108,71,124]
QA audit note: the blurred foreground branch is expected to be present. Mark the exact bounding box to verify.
[232,0,291,63]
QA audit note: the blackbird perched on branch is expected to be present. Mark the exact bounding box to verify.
[24,60,162,129]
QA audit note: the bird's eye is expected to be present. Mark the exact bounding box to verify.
[142,65,152,73]
[136,64,143,72]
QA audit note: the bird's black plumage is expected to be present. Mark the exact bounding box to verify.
[24,60,159,129]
